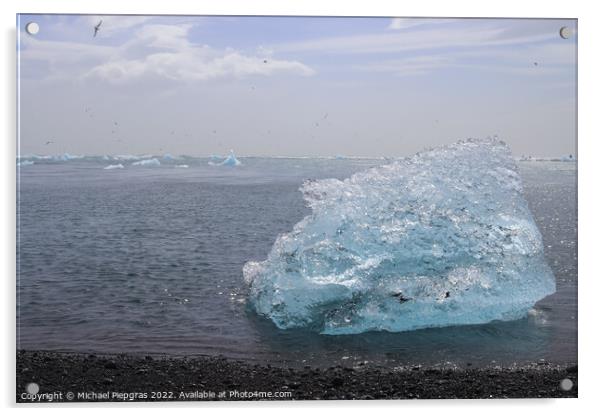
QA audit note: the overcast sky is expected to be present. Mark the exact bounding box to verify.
[18,15,577,157]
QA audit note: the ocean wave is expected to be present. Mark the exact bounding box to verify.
[132,158,161,167]
[104,163,124,170]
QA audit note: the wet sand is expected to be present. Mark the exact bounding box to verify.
[16,350,577,402]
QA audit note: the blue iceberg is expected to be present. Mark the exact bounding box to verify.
[209,150,242,167]
[243,138,555,334]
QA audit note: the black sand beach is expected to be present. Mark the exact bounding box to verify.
[16,350,577,402]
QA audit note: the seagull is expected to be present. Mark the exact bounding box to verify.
[533,62,538,66]
[263,59,268,64]
[93,20,103,37]
[45,140,53,145]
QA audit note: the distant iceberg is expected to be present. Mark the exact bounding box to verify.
[25,155,52,160]
[54,153,83,161]
[175,164,189,168]
[114,155,143,161]
[17,160,34,167]
[244,138,555,334]
[209,150,242,167]
[104,163,124,170]
[132,158,161,167]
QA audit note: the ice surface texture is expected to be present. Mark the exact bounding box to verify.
[244,139,555,334]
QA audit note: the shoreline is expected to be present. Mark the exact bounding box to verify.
[16,350,577,401]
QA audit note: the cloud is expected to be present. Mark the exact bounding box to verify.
[20,20,315,84]
[269,19,575,78]
[85,49,315,83]
[353,55,454,76]
[387,18,456,31]
[273,21,558,55]
[351,38,575,77]
[81,15,154,37]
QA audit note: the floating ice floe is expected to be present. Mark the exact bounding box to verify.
[244,138,555,334]
[104,163,124,170]
[132,158,161,167]
[175,164,189,168]
[17,160,34,167]
[209,150,242,167]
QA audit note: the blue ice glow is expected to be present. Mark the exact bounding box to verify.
[244,139,556,334]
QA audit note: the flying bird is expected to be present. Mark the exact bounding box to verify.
[93,20,103,37]
[45,140,53,145]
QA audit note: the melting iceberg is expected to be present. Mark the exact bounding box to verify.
[209,150,241,167]
[244,138,555,334]
[132,158,161,167]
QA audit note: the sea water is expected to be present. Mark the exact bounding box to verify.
[16,155,577,368]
